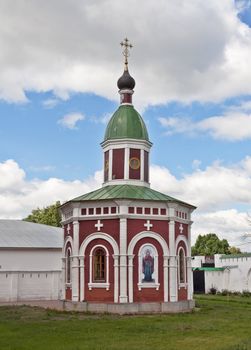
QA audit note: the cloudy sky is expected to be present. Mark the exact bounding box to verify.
[1,0,251,250]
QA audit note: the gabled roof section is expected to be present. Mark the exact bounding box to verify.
[0,220,63,249]
[68,184,196,208]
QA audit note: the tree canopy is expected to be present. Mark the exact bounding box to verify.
[23,201,61,227]
[191,233,231,256]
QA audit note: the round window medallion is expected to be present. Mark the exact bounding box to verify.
[129,157,140,170]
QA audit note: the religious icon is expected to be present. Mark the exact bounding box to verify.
[142,247,154,282]
[129,157,140,170]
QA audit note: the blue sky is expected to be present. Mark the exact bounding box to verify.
[1,0,251,250]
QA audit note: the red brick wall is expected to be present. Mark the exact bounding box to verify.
[84,238,114,302]
[112,148,124,180]
[144,151,149,182]
[178,287,188,301]
[127,219,169,246]
[175,222,188,239]
[132,237,164,302]
[79,219,120,247]
[64,223,73,239]
[104,151,109,182]
[65,287,72,300]
[129,148,141,179]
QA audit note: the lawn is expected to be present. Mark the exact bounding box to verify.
[0,295,251,350]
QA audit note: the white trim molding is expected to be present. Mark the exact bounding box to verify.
[127,231,169,303]
[79,232,119,303]
[88,245,110,291]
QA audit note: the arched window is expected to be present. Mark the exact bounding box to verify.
[66,247,72,283]
[178,247,186,284]
[93,248,106,282]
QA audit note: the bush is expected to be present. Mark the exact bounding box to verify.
[208,286,217,295]
[221,289,230,296]
[241,290,251,297]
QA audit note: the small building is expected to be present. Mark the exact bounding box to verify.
[0,220,62,302]
[60,40,196,314]
[192,254,251,293]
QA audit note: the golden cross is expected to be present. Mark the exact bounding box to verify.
[120,38,133,70]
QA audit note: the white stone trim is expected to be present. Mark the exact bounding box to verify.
[119,217,128,303]
[71,221,80,302]
[79,232,119,303]
[124,147,129,180]
[63,236,73,300]
[103,179,150,187]
[169,220,177,302]
[63,236,73,254]
[101,138,152,150]
[177,246,187,288]
[108,149,113,181]
[127,231,169,303]
[88,245,110,290]
[138,243,159,290]
[175,235,189,253]
[140,148,144,181]
[79,256,85,301]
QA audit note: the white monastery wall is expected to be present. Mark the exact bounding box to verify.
[192,254,251,293]
[0,249,62,302]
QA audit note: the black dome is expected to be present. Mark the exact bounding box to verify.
[117,69,135,90]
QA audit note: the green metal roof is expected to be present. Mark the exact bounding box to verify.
[193,267,225,271]
[68,184,195,208]
[104,105,149,141]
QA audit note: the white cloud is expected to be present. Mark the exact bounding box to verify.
[0,159,102,219]
[159,110,251,141]
[192,209,251,250]
[150,157,251,210]
[42,98,59,109]
[1,1,251,107]
[1,158,251,250]
[58,112,85,129]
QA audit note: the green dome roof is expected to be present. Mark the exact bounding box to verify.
[104,105,149,141]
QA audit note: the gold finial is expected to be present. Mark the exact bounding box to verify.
[120,38,133,71]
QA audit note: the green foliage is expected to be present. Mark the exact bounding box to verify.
[228,246,241,254]
[23,201,61,227]
[192,233,230,256]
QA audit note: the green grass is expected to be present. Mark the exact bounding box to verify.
[0,295,251,350]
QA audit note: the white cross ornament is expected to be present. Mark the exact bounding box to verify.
[67,224,71,235]
[179,223,184,234]
[144,220,153,231]
[95,220,103,231]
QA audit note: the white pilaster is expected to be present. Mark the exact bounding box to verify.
[61,258,66,300]
[113,255,119,303]
[187,224,193,299]
[140,148,144,181]
[79,256,85,301]
[72,220,79,302]
[163,255,169,302]
[124,147,129,180]
[119,210,128,303]
[128,254,134,302]
[108,149,113,181]
[169,220,178,302]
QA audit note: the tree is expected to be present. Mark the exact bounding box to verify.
[23,201,61,227]
[228,246,241,255]
[191,233,230,256]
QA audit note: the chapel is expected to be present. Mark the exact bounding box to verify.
[60,39,196,313]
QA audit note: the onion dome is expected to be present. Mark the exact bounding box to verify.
[104,105,149,141]
[117,69,135,90]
